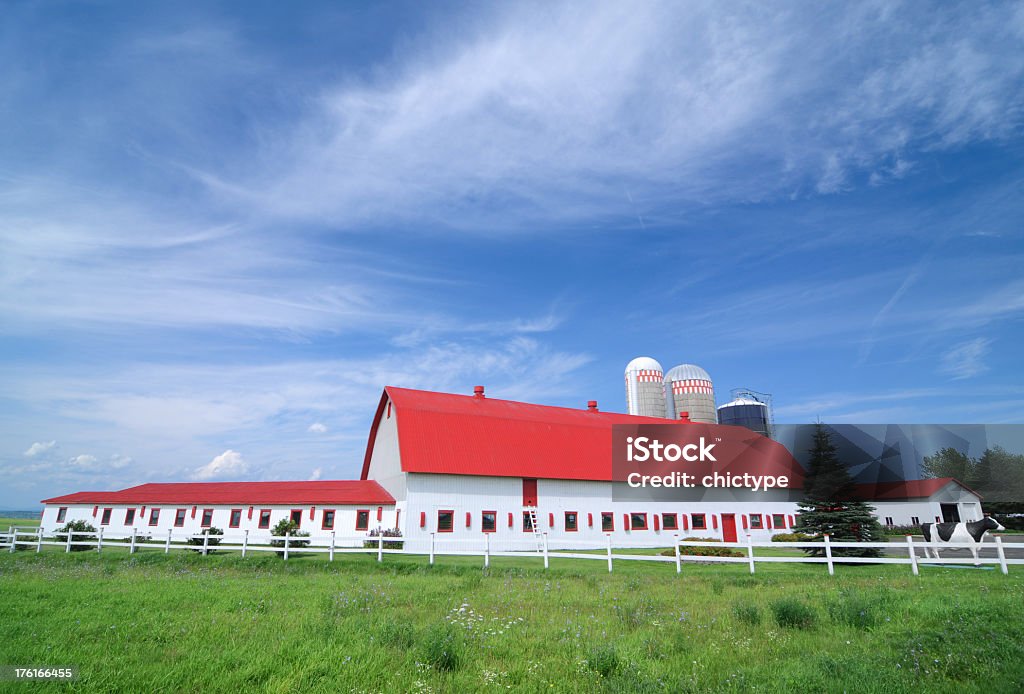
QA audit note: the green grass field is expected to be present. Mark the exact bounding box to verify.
[2,548,1023,693]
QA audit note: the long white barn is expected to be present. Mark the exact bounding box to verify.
[39,386,984,548]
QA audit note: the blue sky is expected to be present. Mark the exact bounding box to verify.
[2,1,1023,509]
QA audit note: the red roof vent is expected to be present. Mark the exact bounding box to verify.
[473,385,485,398]
[587,400,598,412]
[679,411,691,422]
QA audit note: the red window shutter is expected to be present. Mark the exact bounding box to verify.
[623,513,630,530]
[742,515,748,529]
[466,512,472,528]
[378,506,383,521]
[682,515,689,531]
[310,506,316,520]
[93,505,98,517]
[712,515,718,530]
[140,506,146,515]
[587,513,593,527]
[419,512,426,528]
[788,515,794,528]
[654,515,660,531]
[767,515,773,529]
[191,506,197,518]
[548,513,554,527]
[248,506,253,520]
[508,512,514,527]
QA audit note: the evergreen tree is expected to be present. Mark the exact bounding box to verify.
[795,423,885,558]
[921,447,974,482]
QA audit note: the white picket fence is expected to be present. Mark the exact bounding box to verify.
[1,526,1022,576]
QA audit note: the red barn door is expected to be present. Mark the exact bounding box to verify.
[721,513,738,543]
[522,479,538,506]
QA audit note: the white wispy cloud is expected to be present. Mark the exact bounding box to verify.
[307,467,322,481]
[193,450,248,480]
[940,337,993,380]
[23,440,57,457]
[191,3,1024,229]
[307,422,327,434]
[68,454,98,469]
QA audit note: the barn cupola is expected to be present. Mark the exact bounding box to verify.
[679,411,691,423]
[587,400,599,412]
[473,385,485,398]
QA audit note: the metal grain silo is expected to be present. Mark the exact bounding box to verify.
[664,363,717,424]
[717,395,772,438]
[624,357,666,418]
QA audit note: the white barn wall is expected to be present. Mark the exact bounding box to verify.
[40,503,396,546]
[401,472,800,551]
[366,397,407,502]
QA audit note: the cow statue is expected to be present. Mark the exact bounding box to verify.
[920,516,1005,565]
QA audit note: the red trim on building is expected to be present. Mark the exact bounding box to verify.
[174,508,187,527]
[682,514,689,531]
[587,512,593,528]
[149,508,160,526]
[321,509,336,530]
[437,509,454,533]
[377,506,383,521]
[565,511,578,532]
[548,512,554,527]
[420,511,426,528]
[507,512,513,528]
[229,508,242,528]
[712,515,718,530]
[356,509,370,531]
[466,511,472,528]
[482,510,497,533]
[310,506,315,520]
[258,509,271,529]
[653,514,660,531]
[742,515,748,530]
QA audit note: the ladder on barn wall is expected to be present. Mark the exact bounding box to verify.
[526,508,543,552]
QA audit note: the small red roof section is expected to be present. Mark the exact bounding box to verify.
[361,386,804,483]
[856,477,980,501]
[42,480,394,506]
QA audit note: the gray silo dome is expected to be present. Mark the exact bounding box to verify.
[625,356,663,374]
[664,364,713,383]
[624,356,666,418]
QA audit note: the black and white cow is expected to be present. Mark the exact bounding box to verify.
[920,516,1005,565]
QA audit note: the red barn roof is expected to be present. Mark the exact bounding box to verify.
[856,477,980,501]
[361,386,805,484]
[42,480,394,505]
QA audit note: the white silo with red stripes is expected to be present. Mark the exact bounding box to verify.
[664,363,717,424]
[624,357,666,418]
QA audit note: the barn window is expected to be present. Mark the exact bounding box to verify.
[630,513,648,530]
[749,514,763,530]
[662,513,678,530]
[522,512,534,532]
[289,510,303,528]
[229,509,242,528]
[911,516,920,526]
[56,507,67,523]
[691,514,706,530]
[258,510,271,529]
[437,510,454,533]
[149,509,160,526]
[565,512,578,532]
[99,508,112,525]
[885,517,894,527]
[601,512,614,532]
[356,510,371,531]
[772,514,786,529]
[481,511,496,533]
[124,508,135,525]
[174,509,187,527]
[322,510,335,530]
[201,509,214,528]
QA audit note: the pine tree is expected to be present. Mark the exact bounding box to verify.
[795,423,885,558]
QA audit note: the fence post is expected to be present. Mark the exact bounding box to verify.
[329,531,335,562]
[606,534,613,573]
[65,529,73,553]
[823,534,834,576]
[746,534,756,574]
[242,529,249,558]
[97,527,104,554]
[36,527,43,553]
[284,532,290,561]
[377,534,383,563]
[202,530,210,556]
[429,532,435,566]
[906,535,919,576]
[995,536,1008,575]
[674,534,681,574]
[542,533,549,569]
[130,527,137,554]
[484,532,490,569]
[165,529,172,554]
[8,527,14,553]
